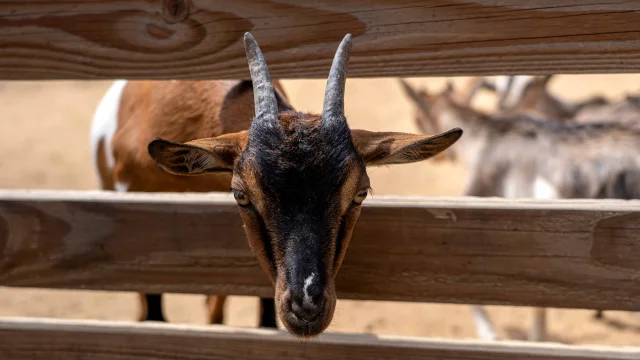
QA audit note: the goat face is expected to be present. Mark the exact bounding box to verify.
[149,33,462,337]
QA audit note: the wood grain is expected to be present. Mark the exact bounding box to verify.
[1,190,640,311]
[2,1,640,79]
[1,317,638,360]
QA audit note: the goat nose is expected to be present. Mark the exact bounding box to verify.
[290,294,323,322]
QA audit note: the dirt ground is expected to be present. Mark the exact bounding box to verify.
[1,75,640,346]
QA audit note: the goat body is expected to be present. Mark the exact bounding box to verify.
[91,79,291,327]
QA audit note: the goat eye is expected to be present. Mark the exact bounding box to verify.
[353,190,368,204]
[233,190,250,206]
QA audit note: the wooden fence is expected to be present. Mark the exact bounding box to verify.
[2,1,640,359]
[1,191,640,359]
[2,190,640,310]
[1,317,638,360]
[3,1,640,79]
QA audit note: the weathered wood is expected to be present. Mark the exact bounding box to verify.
[0,317,638,360]
[2,190,640,311]
[2,1,640,79]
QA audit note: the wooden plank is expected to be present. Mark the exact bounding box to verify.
[3,1,640,79]
[2,190,640,311]
[0,317,638,360]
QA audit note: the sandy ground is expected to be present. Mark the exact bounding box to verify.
[1,75,640,346]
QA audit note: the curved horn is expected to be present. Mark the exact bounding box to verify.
[244,32,278,129]
[322,34,352,123]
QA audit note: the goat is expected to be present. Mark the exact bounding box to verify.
[462,76,640,323]
[91,33,462,337]
[91,73,292,330]
[399,78,640,342]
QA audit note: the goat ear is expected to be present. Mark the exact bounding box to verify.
[351,128,462,166]
[148,131,248,175]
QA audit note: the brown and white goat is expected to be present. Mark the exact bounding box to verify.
[91,74,292,329]
[400,79,640,341]
[91,33,462,337]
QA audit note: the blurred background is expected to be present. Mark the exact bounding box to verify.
[1,75,639,345]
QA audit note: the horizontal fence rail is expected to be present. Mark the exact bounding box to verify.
[2,1,640,79]
[1,190,640,311]
[0,317,638,360]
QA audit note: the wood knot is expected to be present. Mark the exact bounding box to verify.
[163,0,190,24]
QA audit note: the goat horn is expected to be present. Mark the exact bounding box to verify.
[244,32,279,130]
[322,34,352,124]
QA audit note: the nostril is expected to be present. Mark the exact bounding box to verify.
[290,298,323,323]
